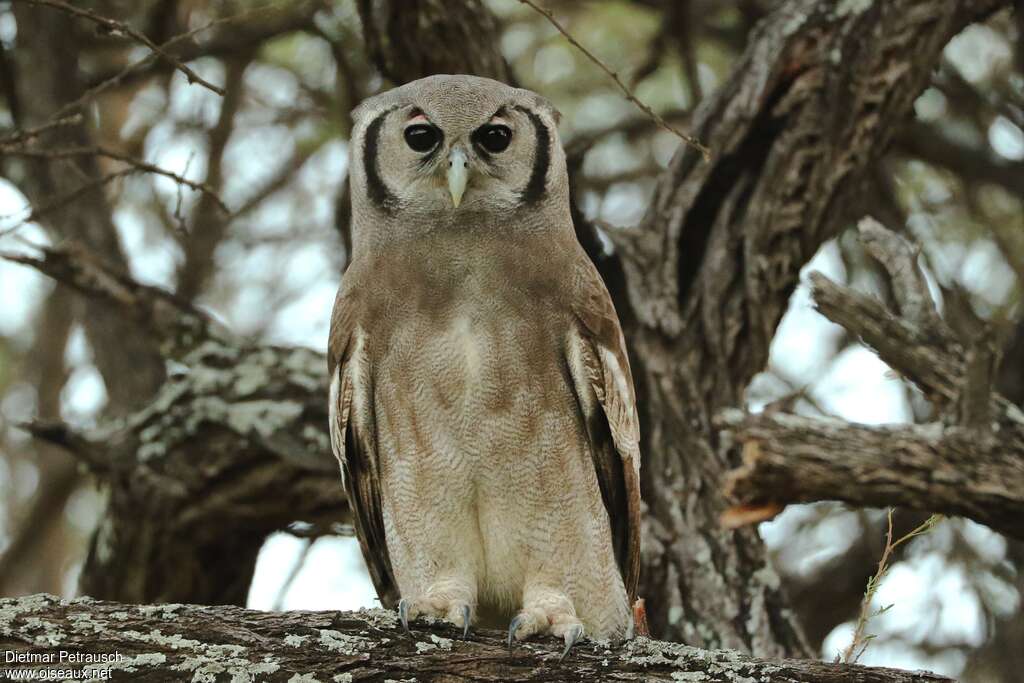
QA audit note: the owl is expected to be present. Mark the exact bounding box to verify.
[328,75,642,655]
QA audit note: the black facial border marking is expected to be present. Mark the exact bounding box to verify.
[515,105,550,206]
[363,107,397,212]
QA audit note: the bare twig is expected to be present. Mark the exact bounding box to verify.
[0,145,229,213]
[17,420,115,473]
[840,510,942,664]
[516,0,710,160]
[1,241,229,358]
[51,3,295,121]
[271,539,312,611]
[12,0,224,96]
[0,114,83,146]
[0,169,133,238]
[857,217,943,333]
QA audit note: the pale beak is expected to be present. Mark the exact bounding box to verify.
[447,147,469,208]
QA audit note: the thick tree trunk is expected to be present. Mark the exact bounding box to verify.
[614,0,1009,654]
[0,594,952,682]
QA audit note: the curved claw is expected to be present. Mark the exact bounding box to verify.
[398,599,411,635]
[559,623,585,662]
[461,604,471,639]
[507,613,526,650]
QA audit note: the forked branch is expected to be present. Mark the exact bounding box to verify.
[720,218,1024,537]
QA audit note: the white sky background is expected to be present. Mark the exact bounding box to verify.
[0,10,1021,680]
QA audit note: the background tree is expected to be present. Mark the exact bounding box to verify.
[0,0,1021,680]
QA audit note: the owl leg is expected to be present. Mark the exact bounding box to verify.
[397,576,475,639]
[507,586,585,659]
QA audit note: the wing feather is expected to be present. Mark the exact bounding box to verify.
[328,290,399,609]
[566,259,643,601]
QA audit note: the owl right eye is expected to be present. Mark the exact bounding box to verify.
[404,124,441,152]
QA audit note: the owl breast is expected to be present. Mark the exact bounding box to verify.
[365,262,614,622]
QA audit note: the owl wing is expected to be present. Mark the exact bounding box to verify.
[328,289,400,609]
[566,257,643,601]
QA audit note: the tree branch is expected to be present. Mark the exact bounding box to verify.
[34,336,344,605]
[615,0,1010,652]
[6,2,168,410]
[516,0,709,158]
[0,145,229,214]
[718,410,1024,540]
[5,241,338,604]
[0,595,953,683]
[12,0,225,96]
[2,242,228,360]
[719,218,1024,539]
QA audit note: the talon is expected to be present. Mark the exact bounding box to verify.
[461,604,471,639]
[398,599,411,635]
[559,623,584,662]
[507,613,525,650]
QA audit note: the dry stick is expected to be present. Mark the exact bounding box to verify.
[0,146,229,213]
[12,0,224,96]
[840,510,942,664]
[0,169,133,238]
[52,3,292,121]
[517,0,711,161]
[0,114,83,146]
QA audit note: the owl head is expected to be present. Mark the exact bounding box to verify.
[348,75,568,250]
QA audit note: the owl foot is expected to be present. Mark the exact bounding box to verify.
[559,623,585,661]
[507,607,585,660]
[397,595,473,638]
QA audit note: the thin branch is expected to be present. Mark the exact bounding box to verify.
[516,0,710,160]
[51,3,298,121]
[0,114,83,146]
[960,330,999,428]
[271,539,312,611]
[0,242,229,359]
[81,1,323,96]
[17,420,114,473]
[840,510,942,664]
[0,145,229,213]
[0,169,134,237]
[12,0,224,96]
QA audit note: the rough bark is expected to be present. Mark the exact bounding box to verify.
[720,411,1024,541]
[6,243,341,605]
[49,338,342,606]
[719,218,1024,539]
[610,0,1009,655]
[355,0,513,85]
[0,594,953,683]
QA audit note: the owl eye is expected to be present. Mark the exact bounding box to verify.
[404,124,441,152]
[473,124,512,153]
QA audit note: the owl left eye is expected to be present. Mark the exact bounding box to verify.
[473,124,512,153]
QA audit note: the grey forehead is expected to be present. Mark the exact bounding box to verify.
[354,75,531,126]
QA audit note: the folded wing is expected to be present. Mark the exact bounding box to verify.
[565,259,643,600]
[328,291,399,608]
